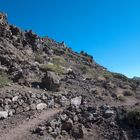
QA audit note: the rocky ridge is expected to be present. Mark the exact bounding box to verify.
[0,12,139,140]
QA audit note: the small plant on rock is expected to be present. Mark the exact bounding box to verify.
[0,73,11,87]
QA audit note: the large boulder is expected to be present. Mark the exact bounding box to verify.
[72,124,84,139]
[71,96,82,107]
[36,103,47,110]
[0,111,8,119]
[83,111,94,121]
[104,109,114,118]
[59,96,70,107]
[12,96,19,102]
[61,118,73,132]
[41,72,60,92]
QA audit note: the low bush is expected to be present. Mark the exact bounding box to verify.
[112,73,129,82]
[117,95,126,101]
[102,71,113,79]
[78,64,96,76]
[39,64,64,75]
[35,53,44,63]
[122,109,140,128]
[51,56,67,67]
[77,64,98,78]
[123,90,133,96]
[0,73,11,87]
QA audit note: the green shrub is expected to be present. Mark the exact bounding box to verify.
[35,53,44,63]
[102,71,113,79]
[122,109,140,128]
[68,53,74,58]
[80,50,93,60]
[77,64,97,78]
[39,64,64,75]
[51,56,67,67]
[43,39,52,46]
[123,90,133,96]
[118,95,126,101]
[112,73,129,82]
[0,73,11,87]
[79,65,87,74]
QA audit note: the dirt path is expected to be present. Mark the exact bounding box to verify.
[0,108,63,140]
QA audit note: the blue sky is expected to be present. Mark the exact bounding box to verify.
[0,0,140,78]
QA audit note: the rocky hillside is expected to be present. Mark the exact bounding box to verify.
[0,12,139,140]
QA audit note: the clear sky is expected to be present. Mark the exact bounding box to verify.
[0,0,140,78]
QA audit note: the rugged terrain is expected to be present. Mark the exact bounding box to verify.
[0,12,139,140]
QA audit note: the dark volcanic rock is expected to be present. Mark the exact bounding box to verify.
[71,124,84,139]
[41,72,60,92]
